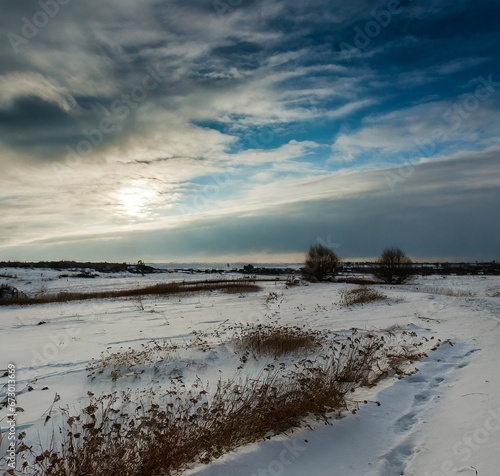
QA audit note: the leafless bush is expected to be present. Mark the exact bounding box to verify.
[372,247,415,284]
[302,244,341,282]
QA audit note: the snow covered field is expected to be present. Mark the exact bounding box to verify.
[1,268,499,475]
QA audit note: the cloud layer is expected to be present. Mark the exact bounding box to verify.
[0,0,499,262]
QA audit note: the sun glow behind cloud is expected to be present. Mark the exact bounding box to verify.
[111,180,160,219]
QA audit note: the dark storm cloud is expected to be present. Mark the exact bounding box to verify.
[0,91,145,160]
[142,152,500,262]
[0,95,71,129]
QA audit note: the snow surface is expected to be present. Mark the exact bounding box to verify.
[0,269,499,475]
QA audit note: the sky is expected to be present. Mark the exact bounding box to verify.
[0,0,499,263]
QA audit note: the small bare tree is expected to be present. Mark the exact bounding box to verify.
[302,244,341,282]
[372,247,414,284]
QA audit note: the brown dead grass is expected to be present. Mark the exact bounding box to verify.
[419,286,476,297]
[339,286,387,307]
[336,277,380,285]
[11,326,434,476]
[235,324,322,358]
[0,280,261,306]
[86,340,180,381]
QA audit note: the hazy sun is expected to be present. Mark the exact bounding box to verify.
[114,180,158,218]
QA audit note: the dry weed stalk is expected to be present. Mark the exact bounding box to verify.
[86,340,180,381]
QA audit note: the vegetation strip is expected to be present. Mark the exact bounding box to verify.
[10,326,441,475]
[0,280,261,306]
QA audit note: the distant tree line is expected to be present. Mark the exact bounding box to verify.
[0,261,130,273]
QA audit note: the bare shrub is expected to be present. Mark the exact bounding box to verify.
[372,247,415,284]
[301,244,341,282]
[339,286,387,307]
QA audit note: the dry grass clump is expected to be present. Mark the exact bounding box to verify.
[220,284,260,294]
[420,286,476,297]
[234,324,323,358]
[86,341,179,381]
[0,280,261,306]
[339,286,387,307]
[11,327,434,476]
